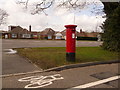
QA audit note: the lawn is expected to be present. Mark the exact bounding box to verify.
[16,47,118,69]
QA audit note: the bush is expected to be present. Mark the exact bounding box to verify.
[77,37,98,41]
[101,4,120,52]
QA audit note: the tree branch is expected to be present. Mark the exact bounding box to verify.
[0,9,8,25]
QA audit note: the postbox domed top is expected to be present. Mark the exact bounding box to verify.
[64,25,77,28]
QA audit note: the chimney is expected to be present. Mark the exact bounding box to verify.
[80,29,82,33]
[8,26,17,31]
[8,26,11,31]
[29,25,31,32]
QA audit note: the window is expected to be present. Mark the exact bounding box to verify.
[22,34,31,38]
[55,36,61,39]
[5,34,8,39]
[12,34,17,38]
[48,35,52,39]
[33,35,37,38]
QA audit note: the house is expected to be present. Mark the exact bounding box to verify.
[77,29,101,41]
[8,26,32,39]
[61,30,79,40]
[28,25,39,39]
[40,28,55,40]
[0,31,9,39]
[77,29,87,37]
[86,32,99,37]
[54,32,62,40]
[31,31,40,39]
[8,26,18,31]
[77,29,100,37]
[61,30,66,40]
[27,25,41,39]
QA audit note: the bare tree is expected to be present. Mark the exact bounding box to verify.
[16,0,88,14]
[16,0,54,15]
[25,0,29,9]
[0,9,8,26]
[16,0,104,15]
[57,0,88,10]
[31,0,54,15]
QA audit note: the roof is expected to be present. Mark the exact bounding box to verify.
[86,32,99,37]
[0,31,8,33]
[61,30,66,36]
[54,31,59,34]
[61,30,100,37]
[77,32,99,37]
[40,28,55,35]
[55,32,62,36]
[8,26,31,34]
[31,31,39,34]
[61,30,80,36]
[77,32,87,37]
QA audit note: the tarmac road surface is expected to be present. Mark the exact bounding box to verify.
[2,39,103,49]
[2,63,119,89]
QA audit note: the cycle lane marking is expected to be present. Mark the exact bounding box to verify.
[18,74,64,88]
[68,75,120,89]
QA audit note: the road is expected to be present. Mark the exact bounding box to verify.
[2,63,119,88]
[2,39,103,49]
[1,39,119,89]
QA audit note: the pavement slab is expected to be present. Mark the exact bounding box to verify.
[2,51,41,75]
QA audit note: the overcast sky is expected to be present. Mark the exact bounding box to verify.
[0,0,106,32]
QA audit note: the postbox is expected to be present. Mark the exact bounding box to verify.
[65,25,77,61]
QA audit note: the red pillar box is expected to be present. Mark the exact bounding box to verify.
[65,25,77,62]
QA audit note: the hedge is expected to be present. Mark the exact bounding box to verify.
[77,37,98,41]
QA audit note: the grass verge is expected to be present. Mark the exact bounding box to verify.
[16,47,118,69]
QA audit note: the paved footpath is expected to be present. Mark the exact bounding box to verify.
[2,63,119,89]
[2,51,41,75]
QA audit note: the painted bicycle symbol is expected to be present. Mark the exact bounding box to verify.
[18,74,64,88]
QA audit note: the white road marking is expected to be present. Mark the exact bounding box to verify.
[1,70,43,78]
[18,74,64,88]
[4,49,17,54]
[68,75,120,90]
